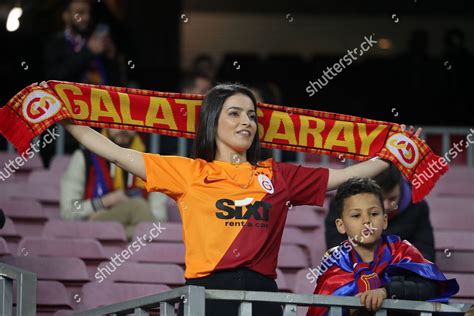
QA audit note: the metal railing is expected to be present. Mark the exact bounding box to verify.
[73,285,470,316]
[0,263,37,316]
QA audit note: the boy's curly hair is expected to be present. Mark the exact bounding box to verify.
[334,177,385,218]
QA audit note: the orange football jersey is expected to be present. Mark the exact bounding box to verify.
[143,153,328,279]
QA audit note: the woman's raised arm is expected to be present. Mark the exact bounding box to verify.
[60,120,146,181]
[327,125,422,191]
[34,81,147,181]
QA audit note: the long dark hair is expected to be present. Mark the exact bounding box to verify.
[192,83,262,166]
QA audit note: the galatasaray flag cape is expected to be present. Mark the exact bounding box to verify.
[306,235,459,316]
[0,81,447,202]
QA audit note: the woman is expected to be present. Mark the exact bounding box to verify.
[48,81,420,315]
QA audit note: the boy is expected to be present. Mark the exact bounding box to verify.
[307,177,458,316]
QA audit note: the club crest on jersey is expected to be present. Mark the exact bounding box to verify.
[257,172,274,194]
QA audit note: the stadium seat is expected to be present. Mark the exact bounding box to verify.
[442,166,474,180]
[282,226,312,251]
[0,237,10,255]
[1,200,48,236]
[434,231,474,251]
[307,228,328,267]
[98,261,185,286]
[13,280,73,312]
[18,237,107,277]
[429,208,474,230]
[292,268,316,295]
[0,217,21,252]
[0,152,44,172]
[432,178,474,197]
[278,245,310,269]
[436,251,474,273]
[4,182,59,203]
[286,206,325,229]
[50,155,72,173]
[1,256,90,283]
[18,237,107,259]
[276,268,290,292]
[43,220,127,257]
[426,196,474,214]
[1,199,46,219]
[445,273,474,298]
[79,281,170,310]
[165,197,181,222]
[28,170,61,188]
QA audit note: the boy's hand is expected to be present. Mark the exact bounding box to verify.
[356,288,387,311]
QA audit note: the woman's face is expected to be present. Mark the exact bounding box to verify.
[215,93,257,159]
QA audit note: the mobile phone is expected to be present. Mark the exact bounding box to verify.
[95,23,110,38]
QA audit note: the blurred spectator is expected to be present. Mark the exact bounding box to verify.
[325,165,435,262]
[180,72,213,95]
[60,128,167,240]
[44,0,122,85]
[191,54,217,80]
[40,0,123,167]
[180,72,213,156]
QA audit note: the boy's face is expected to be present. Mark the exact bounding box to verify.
[335,193,388,246]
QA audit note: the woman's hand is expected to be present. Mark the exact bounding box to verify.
[34,80,148,181]
[400,124,423,139]
[327,123,425,191]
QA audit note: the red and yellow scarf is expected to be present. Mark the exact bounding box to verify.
[0,80,447,202]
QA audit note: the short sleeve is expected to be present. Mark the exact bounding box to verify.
[276,162,329,206]
[143,153,197,199]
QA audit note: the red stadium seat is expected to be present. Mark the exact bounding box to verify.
[1,200,48,236]
[43,220,127,257]
[79,281,170,310]
[434,231,474,251]
[1,199,46,219]
[282,226,312,251]
[0,152,44,172]
[165,197,181,222]
[307,228,328,267]
[276,268,290,292]
[432,178,474,197]
[129,243,185,264]
[1,256,90,283]
[0,237,10,255]
[18,236,107,278]
[445,273,474,298]
[98,261,185,286]
[429,208,473,230]
[436,251,474,273]
[286,205,325,229]
[426,196,474,214]
[50,155,72,173]
[278,245,310,269]
[4,182,59,203]
[0,217,21,253]
[28,170,61,188]
[133,221,183,243]
[13,280,73,312]
[18,237,107,260]
[442,166,474,180]
[293,268,317,296]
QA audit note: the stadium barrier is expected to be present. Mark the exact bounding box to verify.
[73,285,470,316]
[0,262,37,316]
